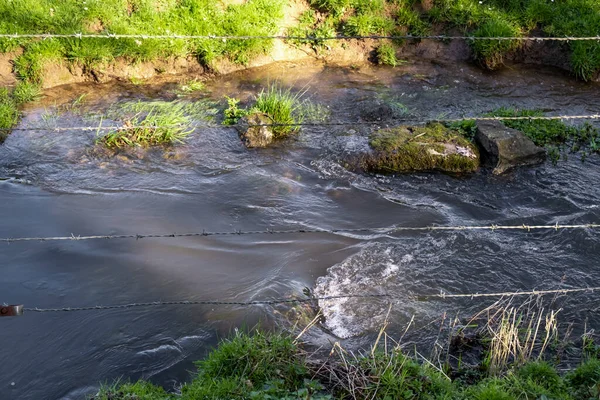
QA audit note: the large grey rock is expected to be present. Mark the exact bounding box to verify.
[475,121,546,174]
[235,112,273,148]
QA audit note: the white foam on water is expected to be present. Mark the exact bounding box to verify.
[314,243,414,338]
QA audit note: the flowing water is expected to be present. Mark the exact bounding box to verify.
[1,60,600,399]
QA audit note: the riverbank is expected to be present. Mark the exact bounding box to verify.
[2,0,600,91]
[93,329,600,400]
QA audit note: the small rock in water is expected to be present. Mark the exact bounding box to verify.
[235,112,274,148]
[475,121,546,175]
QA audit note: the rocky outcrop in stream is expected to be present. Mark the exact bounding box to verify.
[361,123,479,174]
[235,112,274,148]
[475,121,546,174]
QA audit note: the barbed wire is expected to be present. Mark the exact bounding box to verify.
[16,286,600,313]
[2,222,599,243]
[1,114,599,133]
[1,33,600,42]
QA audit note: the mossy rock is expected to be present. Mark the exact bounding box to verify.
[364,123,479,174]
[235,112,274,148]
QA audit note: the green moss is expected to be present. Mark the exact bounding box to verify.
[366,123,479,173]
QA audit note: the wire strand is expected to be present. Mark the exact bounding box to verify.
[2,115,599,133]
[1,33,600,41]
[2,223,599,243]
[19,286,600,313]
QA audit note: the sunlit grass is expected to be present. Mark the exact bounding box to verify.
[98,101,204,148]
[252,85,307,138]
[0,0,286,86]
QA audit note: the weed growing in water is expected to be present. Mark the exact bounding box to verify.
[0,82,43,138]
[98,101,214,148]
[489,108,600,159]
[178,79,205,93]
[223,96,248,125]
[222,84,327,140]
[449,119,478,142]
[253,85,307,138]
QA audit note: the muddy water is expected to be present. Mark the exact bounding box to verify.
[1,60,600,399]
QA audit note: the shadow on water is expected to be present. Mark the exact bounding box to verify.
[1,60,600,399]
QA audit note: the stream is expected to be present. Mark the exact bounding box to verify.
[1,60,600,399]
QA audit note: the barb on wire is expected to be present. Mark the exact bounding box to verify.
[2,223,599,243]
[1,33,600,42]
[1,114,599,133]
[14,286,600,314]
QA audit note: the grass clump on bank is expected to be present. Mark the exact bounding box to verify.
[376,42,399,66]
[0,89,19,134]
[0,82,43,141]
[92,329,600,400]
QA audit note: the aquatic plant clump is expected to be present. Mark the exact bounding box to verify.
[0,89,19,133]
[253,85,306,138]
[223,84,327,143]
[376,43,398,67]
[99,103,195,148]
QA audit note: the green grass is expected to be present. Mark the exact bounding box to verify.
[286,10,337,53]
[0,0,286,85]
[0,88,19,133]
[0,83,43,140]
[301,0,600,80]
[471,19,522,70]
[222,84,316,140]
[12,81,42,104]
[97,100,217,148]
[486,107,600,161]
[91,331,600,400]
[253,85,306,138]
[377,42,399,66]
[93,381,171,400]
